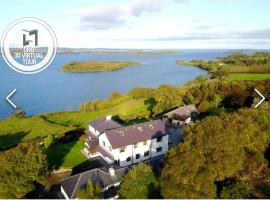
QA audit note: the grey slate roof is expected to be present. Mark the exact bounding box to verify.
[89,117,122,133]
[89,117,123,134]
[105,119,166,149]
[163,105,198,121]
[60,167,128,199]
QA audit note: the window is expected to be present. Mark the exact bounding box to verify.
[143,140,147,146]
[109,146,112,152]
[135,154,140,159]
[149,124,154,129]
[126,157,131,162]
[156,136,162,143]
[156,147,162,152]
[144,151,150,157]
[134,143,138,148]
[119,147,126,153]
[138,126,143,132]
[119,131,124,136]
[102,141,105,146]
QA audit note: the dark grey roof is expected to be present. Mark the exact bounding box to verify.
[60,167,128,199]
[89,117,123,134]
[105,119,166,149]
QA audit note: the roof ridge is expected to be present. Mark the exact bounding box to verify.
[61,167,127,182]
[105,119,162,133]
[71,173,83,198]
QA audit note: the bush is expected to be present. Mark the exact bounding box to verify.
[77,180,102,199]
[219,179,250,199]
[44,135,56,149]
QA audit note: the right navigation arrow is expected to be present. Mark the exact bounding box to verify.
[254,88,265,108]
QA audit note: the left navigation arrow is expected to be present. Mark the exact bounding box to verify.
[5,89,17,109]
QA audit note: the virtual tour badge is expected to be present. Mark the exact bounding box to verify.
[1,17,57,74]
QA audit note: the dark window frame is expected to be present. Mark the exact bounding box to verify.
[156,147,162,152]
[156,136,163,143]
[144,151,150,157]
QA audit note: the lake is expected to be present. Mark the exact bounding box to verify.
[0,49,256,120]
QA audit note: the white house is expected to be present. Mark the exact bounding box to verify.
[84,116,169,167]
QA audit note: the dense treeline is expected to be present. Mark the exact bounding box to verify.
[184,79,270,113]
[177,52,270,74]
[160,108,270,198]
[80,79,270,120]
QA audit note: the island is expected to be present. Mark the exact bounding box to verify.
[60,61,141,72]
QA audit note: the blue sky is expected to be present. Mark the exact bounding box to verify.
[0,0,269,49]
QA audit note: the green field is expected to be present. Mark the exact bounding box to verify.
[0,116,74,149]
[229,73,270,81]
[0,99,148,149]
[61,61,141,72]
[46,140,87,168]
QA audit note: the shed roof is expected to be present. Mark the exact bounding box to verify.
[163,105,198,120]
[60,167,128,199]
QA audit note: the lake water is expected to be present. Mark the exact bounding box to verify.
[0,49,257,120]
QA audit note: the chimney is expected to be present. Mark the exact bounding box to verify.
[106,115,112,121]
[109,167,115,176]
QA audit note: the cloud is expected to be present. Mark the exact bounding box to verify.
[76,0,166,30]
[128,28,270,41]
[240,28,270,39]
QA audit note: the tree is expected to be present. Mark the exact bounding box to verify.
[0,143,48,198]
[210,66,228,80]
[76,180,102,199]
[153,85,182,115]
[219,179,250,199]
[119,163,160,199]
[160,109,270,199]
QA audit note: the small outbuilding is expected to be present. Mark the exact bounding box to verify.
[163,105,198,126]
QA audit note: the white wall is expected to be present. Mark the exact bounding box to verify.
[89,125,100,136]
[150,135,169,157]
[92,132,169,167]
[110,139,153,166]
[110,135,169,167]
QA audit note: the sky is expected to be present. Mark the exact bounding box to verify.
[0,0,269,49]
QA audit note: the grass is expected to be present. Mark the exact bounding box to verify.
[0,99,148,149]
[0,116,74,149]
[229,73,270,81]
[61,61,141,72]
[46,140,87,168]
[42,99,148,128]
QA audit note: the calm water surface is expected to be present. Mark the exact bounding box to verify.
[0,49,258,120]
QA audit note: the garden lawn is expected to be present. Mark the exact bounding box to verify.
[229,73,270,81]
[0,116,74,149]
[42,99,148,128]
[46,140,87,168]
